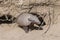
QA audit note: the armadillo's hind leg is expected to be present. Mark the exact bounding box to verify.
[27,23,35,31]
[23,26,29,33]
[18,25,29,33]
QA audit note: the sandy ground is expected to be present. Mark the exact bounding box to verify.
[0,0,60,40]
[0,22,60,40]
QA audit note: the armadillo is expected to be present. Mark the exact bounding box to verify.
[16,13,41,33]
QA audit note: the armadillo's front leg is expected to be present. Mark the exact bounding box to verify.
[39,21,46,30]
[37,24,43,30]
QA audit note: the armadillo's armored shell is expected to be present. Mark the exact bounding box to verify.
[16,13,40,26]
